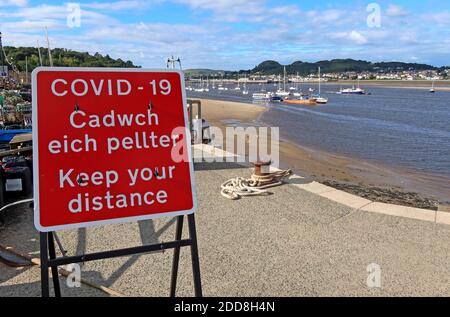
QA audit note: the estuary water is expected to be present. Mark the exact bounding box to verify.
[187,83,450,199]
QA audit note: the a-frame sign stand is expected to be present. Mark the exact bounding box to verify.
[33,68,201,298]
[39,214,202,297]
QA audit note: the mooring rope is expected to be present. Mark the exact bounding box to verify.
[221,169,293,200]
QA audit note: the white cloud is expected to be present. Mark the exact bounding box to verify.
[4,3,117,27]
[307,9,344,22]
[173,0,266,22]
[425,11,450,25]
[271,5,301,16]
[329,30,368,45]
[83,1,151,11]
[0,0,28,7]
[386,4,409,17]
[1,20,63,31]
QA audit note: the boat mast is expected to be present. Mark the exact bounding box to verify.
[318,67,321,96]
[37,40,43,66]
[25,56,28,84]
[0,32,5,78]
[45,27,53,67]
[283,66,287,92]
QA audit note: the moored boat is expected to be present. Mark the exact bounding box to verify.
[337,86,366,95]
[252,92,272,101]
[430,80,436,93]
[282,96,317,105]
[337,78,366,95]
[314,67,328,104]
[315,97,328,104]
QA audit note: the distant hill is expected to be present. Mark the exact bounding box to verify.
[2,47,139,72]
[251,59,438,75]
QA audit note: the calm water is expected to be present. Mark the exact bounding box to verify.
[187,83,450,180]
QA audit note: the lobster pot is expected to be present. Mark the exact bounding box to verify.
[4,166,32,197]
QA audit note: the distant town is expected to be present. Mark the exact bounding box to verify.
[186,69,448,83]
[184,59,450,83]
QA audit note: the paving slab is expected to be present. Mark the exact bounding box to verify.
[361,202,437,223]
[319,190,372,209]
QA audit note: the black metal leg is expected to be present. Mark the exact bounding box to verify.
[170,215,184,297]
[48,232,61,297]
[40,232,50,297]
[39,215,202,297]
[187,214,203,297]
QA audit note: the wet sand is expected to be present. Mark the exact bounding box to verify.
[196,98,449,210]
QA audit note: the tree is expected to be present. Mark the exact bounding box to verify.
[2,46,140,71]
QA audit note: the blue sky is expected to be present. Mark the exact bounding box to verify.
[0,0,449,69]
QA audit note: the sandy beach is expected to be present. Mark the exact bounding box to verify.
[196,98,449,210]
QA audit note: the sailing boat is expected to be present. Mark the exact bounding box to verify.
[292,73,303,97]
[242,75,249,95]
[430,80,436,93]
[234,76,241,91]
[314,67,328,104]
[276,66,290,97]
[337,78,366,95]
[194,78,205,92]
[289,72,298,91]
[204,76,210,92]
[218,75,227,91]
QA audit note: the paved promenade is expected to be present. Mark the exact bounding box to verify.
[1,146,449,296]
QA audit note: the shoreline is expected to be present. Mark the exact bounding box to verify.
[188,80,450,90]
[196,98,449,210]
[321,80,450,90]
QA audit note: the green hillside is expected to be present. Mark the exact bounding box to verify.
[251,59,438,75]
[2,47,139,72]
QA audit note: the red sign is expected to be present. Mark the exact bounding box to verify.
[32,68,196,232]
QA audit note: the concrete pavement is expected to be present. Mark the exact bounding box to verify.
[1,147,450,296]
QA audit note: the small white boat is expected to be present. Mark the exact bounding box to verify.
[315,67,328,104]
[337,78,366,95]
[315,97,328,104]
[252,92,272,101]
[242,78,249,95]
[234,78,241,90]
[430,80,436,93]
[275,90,290,97]
[337,87,365,95]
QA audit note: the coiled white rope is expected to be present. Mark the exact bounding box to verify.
[221,169,293,200]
